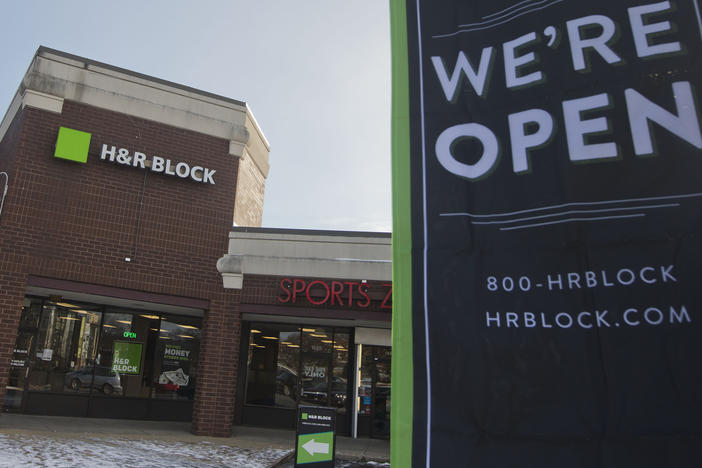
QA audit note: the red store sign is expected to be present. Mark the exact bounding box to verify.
[279,278,392,309]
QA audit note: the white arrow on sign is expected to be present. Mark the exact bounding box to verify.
[302,439,330,456]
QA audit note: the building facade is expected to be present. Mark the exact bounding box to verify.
[0,48,392,439]
[0,47,269,437]
[217,228,392,438]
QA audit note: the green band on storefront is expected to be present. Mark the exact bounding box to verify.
[390,0,413,466]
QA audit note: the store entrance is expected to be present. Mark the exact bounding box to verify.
[357,345,391,439]
[241,323,353,434]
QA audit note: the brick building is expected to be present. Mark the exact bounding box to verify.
[217,227,392,438]
[0,48,392,439]
[0,47,269,437]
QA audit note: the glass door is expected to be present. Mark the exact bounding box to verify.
[373,356,391,438]
[358,345,391,439]
[28,300,103,395]
[300,327,333,406]
[242,324,353,433]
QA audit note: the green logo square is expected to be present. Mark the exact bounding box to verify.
[296,431,334,464]
[302,413,308,420]
[55,126,91,163]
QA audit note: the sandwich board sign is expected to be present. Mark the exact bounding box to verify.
[295,405,336,467]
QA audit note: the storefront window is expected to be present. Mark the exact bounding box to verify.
[245,323,351,412]
[300,327,332,407]
[276,329,300,408]
[19,300,42,329]
[27,301,102,394]
[9,297,202,405]
[4,301,42,409]
[246,324,281,406]
[154,315,201,400]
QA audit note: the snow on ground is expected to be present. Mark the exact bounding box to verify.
[336,461,390,468]
[0,433,289,468]
[278,459,390,468]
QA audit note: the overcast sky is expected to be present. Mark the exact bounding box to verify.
[0,0,392,232]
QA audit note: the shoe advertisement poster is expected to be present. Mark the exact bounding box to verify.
[158,343,193,392]
[390,0,702,466]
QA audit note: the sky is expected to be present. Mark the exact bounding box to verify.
[0,0,392,232]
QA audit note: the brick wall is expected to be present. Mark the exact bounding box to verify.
[192,288,241,436]
[0,269,27,402]
[0,101,244,436]
[0,110,27,402]
[0,108,23,176]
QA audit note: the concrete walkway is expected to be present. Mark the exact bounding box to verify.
[0,413,389,463]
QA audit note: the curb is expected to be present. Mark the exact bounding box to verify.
[267,452,391,468]
[267,450,294,468]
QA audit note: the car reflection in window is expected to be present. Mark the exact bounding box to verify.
[302,376,347,406]
[65,366,123,395]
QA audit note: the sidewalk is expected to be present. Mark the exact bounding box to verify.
[0,413,389,463]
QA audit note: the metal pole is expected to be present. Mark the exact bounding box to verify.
[352,343,362,438]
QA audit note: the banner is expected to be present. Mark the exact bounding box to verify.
[390,1,702,466]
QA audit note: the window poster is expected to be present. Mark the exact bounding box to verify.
[158,343,192,389]
[111,341,142,375]
[390,0,702,466]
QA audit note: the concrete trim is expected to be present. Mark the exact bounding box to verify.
[243,146,269,179]
[244,108,270,178]
[228,231,391,246]
[227,238,390,263]
[246,103,270,150]
[218,254,391,282]
[0,91,22,144]
[217,216,392,287]
[23,53,250,142]
[222,272,244,289]
[4,47,271,166]
[219,223,391,289]
[355,327,392,346]
[22,89,64,114]
[231,226,391,239]
[229,140,246,158]
[38,46,246,107]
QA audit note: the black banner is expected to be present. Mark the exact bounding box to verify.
[398,0,702,466]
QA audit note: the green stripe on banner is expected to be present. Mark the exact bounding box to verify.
[389,0,413,467]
